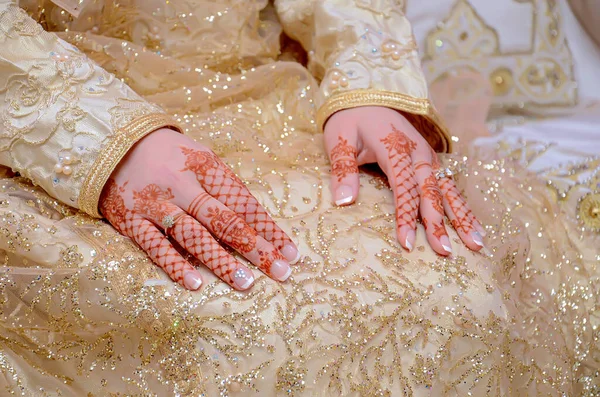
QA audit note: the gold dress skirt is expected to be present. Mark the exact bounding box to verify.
[0,0,598,395]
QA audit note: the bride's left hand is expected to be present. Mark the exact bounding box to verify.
[323,106,486,255]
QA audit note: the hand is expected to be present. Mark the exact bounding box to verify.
[323,106,485,255]
[100,128,299,291]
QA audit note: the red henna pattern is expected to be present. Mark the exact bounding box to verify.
[421,217,447,239]
[169,215,242,286]
[432,222,447,239]
[330,136,359,182]
[206,206,257,253]
[101,179,127,228]
[413,161,430,171]
[381,125,419,229]
[180,146,292,250]
[100,180,188,287]
[439,178,476,235]
[257,249,286,278]
[132,184,175,221]
[421,174,444,215]
[382,125,417,155]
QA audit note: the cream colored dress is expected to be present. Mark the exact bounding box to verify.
[0,0,598,395]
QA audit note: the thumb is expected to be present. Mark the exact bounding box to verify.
[325,133,360,206]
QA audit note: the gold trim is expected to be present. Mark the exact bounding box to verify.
[317,89,452,153]
[79,113,182,218]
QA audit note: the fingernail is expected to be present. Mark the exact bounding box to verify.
[232,268,255,290]
[281,243,301,264]
[474,222,486,237]
[405,229,415,252]
[481,246,493,258]
[183,271,202,290]
[334,185,354,206]
[440,235,453,254]
[472,231,484,247]
[270,259,292,282]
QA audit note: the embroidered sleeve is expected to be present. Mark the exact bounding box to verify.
[274,0,452,152]
[0,0,181,217]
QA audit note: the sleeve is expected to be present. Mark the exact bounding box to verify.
[0,0,182,218]
[274,0,452,153]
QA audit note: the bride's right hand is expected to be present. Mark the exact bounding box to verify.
[99,128,300,291]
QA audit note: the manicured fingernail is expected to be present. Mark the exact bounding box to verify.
[481,246,493,258]
[472,231,484,247]
[440,235,453,254]
[232,268,254,290]
[183,271,202,290]
[405,229,415,252]
[281,243,301,264]
[334,185,354,206]
[270,259,292,282]
[474,222,486,237]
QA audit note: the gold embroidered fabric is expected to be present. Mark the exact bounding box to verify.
[0,1,598,396]
[276,0,452,153]
[0,0,179,218]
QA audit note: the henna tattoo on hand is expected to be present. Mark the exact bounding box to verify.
[169,215,245,287]
[100,179,189,287]
[439,178,476,235]
[132,184,175,221]
[180,146,293,251]
[206,206,258,254]
[330,136,359,182]
[421,174,444,215]
[381,124,419,230]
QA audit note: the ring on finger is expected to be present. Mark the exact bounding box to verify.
[161,211,185,233]
[435,167,454,180]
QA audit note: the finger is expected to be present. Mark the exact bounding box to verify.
[380,124,419,251]
[126,214,204,291]
[439,176,485,251]
[168,214,257,291]
[179,146,300,264]
[413,154,452,256]
[186,192,292,282]
[325,134,360,207]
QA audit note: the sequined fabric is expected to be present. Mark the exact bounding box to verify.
[0,0,598,395]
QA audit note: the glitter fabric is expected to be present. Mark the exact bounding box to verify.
[0,1,598,396]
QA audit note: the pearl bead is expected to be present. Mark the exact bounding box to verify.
[62,166,72,176]
[329,80,339,89]
[331,71,341,80]
[63,155,72,165]
[391,51,401,60]
[340,77,349,87]
[54,164,63,174]
[382,42,396,52]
